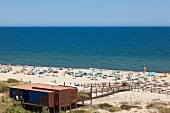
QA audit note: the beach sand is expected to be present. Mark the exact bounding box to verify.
[0,65,170,113]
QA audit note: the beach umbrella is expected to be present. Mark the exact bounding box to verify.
[117,70,120,73]
[151,72,156,76]
[39,72,43,74]
[129,71,133,74]
[84,72,87,75]
[141,75,145,79]
[48,67,52,70]
[88,73,92,78]
[148,72,152,76]
[78,70,83,74]
[97,71,102,74]
[165,73,168,77]
[115,75,119,79]
[59,67,63,70]
[32,72,35,75]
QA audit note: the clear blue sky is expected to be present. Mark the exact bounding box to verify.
[0,0,170,26]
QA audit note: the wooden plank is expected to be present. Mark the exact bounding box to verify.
[48,92,54,107]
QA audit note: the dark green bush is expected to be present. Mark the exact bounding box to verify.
[98,103,112,109]
[68,110,92,113]
[109,106,122,112]
[6,101,31,113]
[7,78,19,83]
[120,104,131,110]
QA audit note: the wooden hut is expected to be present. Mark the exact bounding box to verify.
[9,83,91,112]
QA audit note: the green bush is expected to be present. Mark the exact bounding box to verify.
[109,106,122,112]
[6,101,31,113]
[42,107,50,113]
[120,104,142,110]
[68,110,92,113]
[120,104,131,110]
[98,103,112,109]
[0,82,9,93]
[78,93,88,98]
[7,78,19,83]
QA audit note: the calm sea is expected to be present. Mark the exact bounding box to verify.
[0,27,170,72]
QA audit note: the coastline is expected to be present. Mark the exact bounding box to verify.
[0,65,166,85]
[1,65,170,113]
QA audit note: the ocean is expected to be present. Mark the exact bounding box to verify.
[0,27,170,72]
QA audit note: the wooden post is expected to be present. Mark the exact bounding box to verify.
[138,83,139,92]
[116,83,118,92]
[82,101,84,106]
[53,106,55,113]
[131,83,133,91]
[70,105,71,112]
[91,84,92,106]
[64,107,65,112]
[96,88,97,97]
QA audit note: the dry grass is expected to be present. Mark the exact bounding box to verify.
[158,106,170,113]
[133,101,142,105]
[147,102,168,108]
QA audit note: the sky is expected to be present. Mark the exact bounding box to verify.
[0,0,170,26]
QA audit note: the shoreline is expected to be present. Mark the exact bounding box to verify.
[0,64,167,85]
[0,63,167,73]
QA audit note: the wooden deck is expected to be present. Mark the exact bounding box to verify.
[21,101,48,108]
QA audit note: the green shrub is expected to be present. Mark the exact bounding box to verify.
[120,104,131,110]
[146,103,155,108]
[93,111,100,113]
[0,82,9,93]
[78,93,88,98]
[59,109,65,113]
[42,107,50,113]
[7,78,19,83]
[98,103,112,109]
[68,110,94,113]
[6,101,31,113]
[109,106,122,112]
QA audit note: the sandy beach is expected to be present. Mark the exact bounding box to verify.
[1,65,170,113]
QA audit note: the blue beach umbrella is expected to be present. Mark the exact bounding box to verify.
[117,70,120,73]
[48,67,52,70]
[39,72,43,74]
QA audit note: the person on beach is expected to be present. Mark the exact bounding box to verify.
[144,66,146,73]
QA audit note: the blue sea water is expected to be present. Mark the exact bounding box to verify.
[0,27,170,72]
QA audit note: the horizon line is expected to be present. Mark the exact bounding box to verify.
[0,26,170,27]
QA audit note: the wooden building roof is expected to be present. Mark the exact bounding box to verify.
[9,83,77,92]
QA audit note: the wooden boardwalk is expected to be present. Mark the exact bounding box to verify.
[75,81,131,105]
[75,79,170,105]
